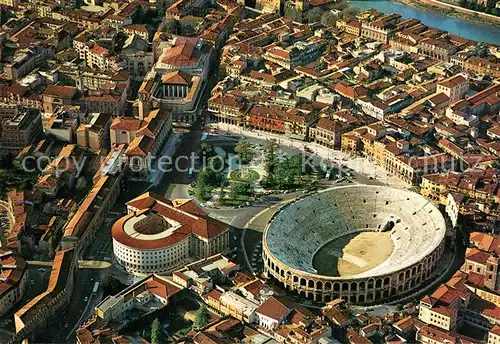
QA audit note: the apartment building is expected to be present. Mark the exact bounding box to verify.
[204,289,259,323]
[361,14,401,44]
[61,147,126,254]
[95,274,181,322]
[336,20,362,36]
[417,325,481,344]
[419,285,467,331]
[420,169,500,206]
[87,45,113,71]
[462,247,499,291]
[13,248,77,344]
[76,113,112,150]
[56,66,130,92]
[262,41,324,70]
[255,0,281,13]
[43,85,78,114]
[78,84,128,116]
[489,325,500,344]
[173,254,239,295]
[248,106,316,140]
[464,56,500,78]
[418,38,457,62]
[0,103,19,122]
[1,109,43,152]
[208,94,250,126]
[44,115,78,143]
[0,249,28,318]
[309,118,350,149]
[5,45,55,80]
[111,109,172,179]
[437,74,469,103]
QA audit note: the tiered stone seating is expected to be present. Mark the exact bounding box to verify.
[265,185,446,277]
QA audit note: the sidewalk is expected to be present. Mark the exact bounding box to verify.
[208,123,410,189]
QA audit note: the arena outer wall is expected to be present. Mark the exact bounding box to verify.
[262,185,448,305]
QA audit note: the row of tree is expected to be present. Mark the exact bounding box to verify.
[234,140,254,164]
[459,0,500,16]
[261,140,313,190]
[159,18,198,36]
[149,305,209,343]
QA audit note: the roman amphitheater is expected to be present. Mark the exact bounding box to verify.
[263,185,448,305]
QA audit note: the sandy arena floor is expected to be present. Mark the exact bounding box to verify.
[312,232,394,277]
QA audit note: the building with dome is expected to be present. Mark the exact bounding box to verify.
[112,192,230,275]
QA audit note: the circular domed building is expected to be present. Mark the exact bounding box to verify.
[263,185,447,304]
[112,193,230,275]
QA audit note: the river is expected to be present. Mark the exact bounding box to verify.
[351,0,500,44]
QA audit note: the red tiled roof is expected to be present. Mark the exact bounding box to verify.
[161,70,191,85]
[432,305,457,317]
[112,193,228,250]
[466,247,491,265]
[438,75,467,89]
[90,44,109,56]
[161,40,200,67]
[255,296,291,321]
[470,232,500,255]
[145,275,181,299]
[110,118,143,131]
[43,85,77,99]
[491,325,500,336]
[204,288,222,301]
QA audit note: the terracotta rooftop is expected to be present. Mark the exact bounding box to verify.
[112,193,228,250]
[43,85,77,99]
[161,70,191,85]
[255,296,291,321]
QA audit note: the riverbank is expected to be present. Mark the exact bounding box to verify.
[351,0,500,43]
[395,0,500,27]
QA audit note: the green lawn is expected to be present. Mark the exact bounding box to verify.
[229,169,260,182]
[194,185,215,202]
[219,194,250,206]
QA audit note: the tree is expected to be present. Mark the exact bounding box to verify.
[263,140,277,173]
[306,7,323,23]
[156,0,169,16]
[151,318,163,344]
[102,276,126,297]
[235,140,254,164]
[329,0,348,11]
[76,176,89,193]
[342,7,360,22]
[284,4,302,22]
[180,19,197,36]
[200,143,214,157]
[263,153,310,190]
[230,181,253,198]
[197,165,222,187]
[160,18,179,34]
[321,11,338,27]
[20,179,33,193]
[194,305,209,329]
